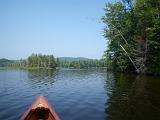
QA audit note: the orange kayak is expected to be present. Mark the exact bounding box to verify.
[20,96,61,120]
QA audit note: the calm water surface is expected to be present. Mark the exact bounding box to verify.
[0,69,160,120]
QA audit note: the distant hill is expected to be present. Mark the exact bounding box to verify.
[0,58,15,67]
[57,57,92,62]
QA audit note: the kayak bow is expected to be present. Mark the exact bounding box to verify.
[20,96,61,120]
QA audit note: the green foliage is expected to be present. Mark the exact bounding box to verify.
[58,58,105,68]
[0,56,105,69]
[27,53,57,68]
[146,20,160,74]
[0,53,57,69]
[102,0,160,75]
[102,1,135,72]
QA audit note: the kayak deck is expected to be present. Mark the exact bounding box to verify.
[20,96,60,120]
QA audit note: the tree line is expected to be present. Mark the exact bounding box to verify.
[57,59,106,68]
[0,54,106,69]
[102,0,160,75]
[7,53,57,68]
[27,53,57,68]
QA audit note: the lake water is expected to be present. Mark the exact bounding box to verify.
[0,69,160,120]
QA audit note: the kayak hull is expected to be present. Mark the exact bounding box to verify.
[20,96,60,120]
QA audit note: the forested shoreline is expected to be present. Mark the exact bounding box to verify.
[102,0,160,75]
[0,54,57,69]
[0,54,106,69]
[58,58,105,68]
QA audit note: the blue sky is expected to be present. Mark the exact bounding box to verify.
[0,0,117,59]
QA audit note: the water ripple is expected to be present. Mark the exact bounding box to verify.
[0,69,160,120]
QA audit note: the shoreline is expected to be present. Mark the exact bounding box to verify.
[0,66,56,70]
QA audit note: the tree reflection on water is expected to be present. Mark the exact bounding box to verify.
[105,73,160,120]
